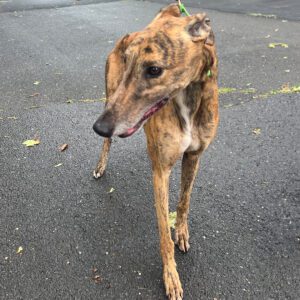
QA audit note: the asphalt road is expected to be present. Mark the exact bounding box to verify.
[0,1,299,299]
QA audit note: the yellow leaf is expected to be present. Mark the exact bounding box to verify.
[252,128,261,135]
[219,87,236,94]
[108,187,115,193]
[16,246,23,254]
[169,211,177,229]
[22,139,40,147]
[268,42,288,48]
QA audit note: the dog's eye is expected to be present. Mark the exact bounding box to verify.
[146,66,163,78]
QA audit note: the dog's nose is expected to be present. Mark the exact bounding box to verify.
[93,111,115,138]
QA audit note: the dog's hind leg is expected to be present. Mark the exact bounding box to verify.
[175,151,201,252]
[93,138,112,178]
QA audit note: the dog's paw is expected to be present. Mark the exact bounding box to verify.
[163,264,183,300]
[175,223,190,253]
[93,168,105,179]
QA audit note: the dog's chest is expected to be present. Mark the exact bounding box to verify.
[175,91,200,152]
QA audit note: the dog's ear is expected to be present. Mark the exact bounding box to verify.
[154,4,181,20]
[187,14,215,45]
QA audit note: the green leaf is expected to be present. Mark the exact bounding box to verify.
[268,42,288,49]
[22,139,40,147]
[219,87,236,94]
[169,211,177,229]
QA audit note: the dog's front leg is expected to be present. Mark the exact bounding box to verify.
[153,167,183,300]
[175,151,201,252]
[93,138,112,178]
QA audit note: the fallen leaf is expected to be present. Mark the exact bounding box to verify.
[29,93,40,97]
[59,143,68,152]
[108,187,115,194]
[240,88,257,94]
[7,116,18,120]
[268,42,288,48]
[22,139,40,147]
[223,104,234,108]
[92,274,102,284]
[26,105,44,110]
[252,128,261,135]
[219,87,236,94]
[284,69,290,73]
[79,99,96,103]
[169,211,177,229]
[291,86,300,92]
[54,163,63,168]
[249,13,276,19]
[33,81,40,85]
[66,99,74,104]
[278,84,300,93]
[79,98,106,103]
[264,35,271,39]
[16,246,23,254]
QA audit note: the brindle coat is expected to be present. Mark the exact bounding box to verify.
[93,4,219,299]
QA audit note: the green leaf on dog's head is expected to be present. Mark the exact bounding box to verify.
[22,139,40,147]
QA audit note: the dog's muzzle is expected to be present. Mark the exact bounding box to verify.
[93,111,115,138]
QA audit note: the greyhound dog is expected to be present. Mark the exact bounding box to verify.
[92,4,219,299]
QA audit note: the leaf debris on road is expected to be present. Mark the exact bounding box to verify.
[108,187,115,194]
[22,139,40,147]
[92,267,102,284]
[268,42,288,48]
[169,211,177,229]
[16,246,23,254]
[29,93,40,98]
[252,128,261,135]
[59,143,68,152]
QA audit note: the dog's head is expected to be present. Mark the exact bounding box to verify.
[93,4,215,138]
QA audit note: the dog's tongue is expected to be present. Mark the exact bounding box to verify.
[124,127,136,136]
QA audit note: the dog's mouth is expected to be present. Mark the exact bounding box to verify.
[118,96,169,138]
